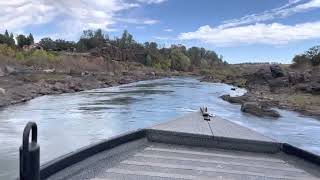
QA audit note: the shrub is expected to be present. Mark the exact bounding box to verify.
[15,52,25,61]
[31,50,58,63]
[291,54,311,68]
[22,50,59,67]
[0,44,15,57]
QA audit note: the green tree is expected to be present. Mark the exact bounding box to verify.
[39,38,56,50]
[16,34,29,48]
[77,29,106,51]
[292,54,310,67]
[0,30,15,47]
[170,49,191,71]
[306,46,320,66]
[119,30,135,49]
[4,30,9,39]
[188,47,202,67]
[27,33,34,45]
[9,33,15,47]
[55,39,76,51]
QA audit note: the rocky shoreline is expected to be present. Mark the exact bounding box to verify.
[0,71,164,109]
[203,64,320,120]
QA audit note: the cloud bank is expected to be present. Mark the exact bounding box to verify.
[0,0,162,36]
[179,0,320,46]
[179,22,320,46]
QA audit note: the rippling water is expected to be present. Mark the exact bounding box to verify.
[1,77,320,179]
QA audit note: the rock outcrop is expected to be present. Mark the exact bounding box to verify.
[270,65,284,78]
[220,95,248,104]
[241,102,280,118]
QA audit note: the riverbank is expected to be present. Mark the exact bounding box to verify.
[0,52,198,108]
[0,72,166,108]
[202,64,320,119]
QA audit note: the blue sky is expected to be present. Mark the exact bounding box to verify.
[1,0,320,63]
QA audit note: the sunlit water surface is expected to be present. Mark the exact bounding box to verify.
[1,77,320,179]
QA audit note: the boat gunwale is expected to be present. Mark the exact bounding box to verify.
[39,129,146,180]
[282,143,320,166]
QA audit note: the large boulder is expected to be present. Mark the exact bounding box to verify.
[270,65,284,78]
[241,102,280,118]
[246,68,273,89]
[311,83,320,95]
[220,94,248,104]
[254,68,273,81]
[295,83,311,93]
[268,77,289,92]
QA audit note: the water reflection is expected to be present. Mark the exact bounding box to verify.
[0,77,320,179]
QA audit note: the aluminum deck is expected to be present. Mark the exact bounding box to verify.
[43,111,320,180]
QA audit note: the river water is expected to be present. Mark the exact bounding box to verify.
[1,77,320,179]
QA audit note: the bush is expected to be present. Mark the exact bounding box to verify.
[291,54,310,68]
[0,44,15,57]
[15,52,25,61]
[22,50,59,67]
[32,50,58,63]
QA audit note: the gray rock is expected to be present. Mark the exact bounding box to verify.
[107,72,115,76]
[241,102,280,118]
[5,65,16,75]
[147,71,156,76]
[220,95,248,104]
[51,82,65,92]
[0,67,5,77]
[311,83,320,95]
[270,65,284,78]
[295,83,311,93]
[288,71,311,85]
[268,77,289,89]
[0,88,6,95]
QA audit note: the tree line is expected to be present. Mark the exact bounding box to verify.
[0,29,226,71]
[0,30,34,48]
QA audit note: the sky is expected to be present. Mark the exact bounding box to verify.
[1,0,320,64]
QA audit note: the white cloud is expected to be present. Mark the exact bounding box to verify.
[115,18,159,25]
[0,0,158,37]
[179,0,320,46]
[164,28,173,32]
[179,21,320,46]
[136,0,167,4]
[221,0,320,28]
[154,36,170,40]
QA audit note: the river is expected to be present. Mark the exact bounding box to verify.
[1,77,320,179]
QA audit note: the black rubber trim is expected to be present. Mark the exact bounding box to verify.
[40,129,146,180]
[282,143,320,166]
